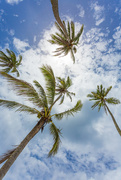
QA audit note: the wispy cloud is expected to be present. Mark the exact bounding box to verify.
[5,0,23,5]
[90,1,105,26]
[0,13,121,180]
[13,38,30,52]
[77,5,85,18]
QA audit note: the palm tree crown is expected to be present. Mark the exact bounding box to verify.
[87,84,121,136]
[0,64,82,161]
[0,49,22,77]
[48,21,84,63]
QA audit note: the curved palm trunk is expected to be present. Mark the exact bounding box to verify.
[105,103,121,136]
[0,118,45,179]
[50,0,68,38]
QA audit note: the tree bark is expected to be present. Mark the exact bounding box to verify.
[0,118,45,179]
[50,0,68,38]
[105,103,121,136]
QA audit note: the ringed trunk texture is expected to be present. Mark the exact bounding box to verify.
[0,118,45,179]
[105,103,121,136]
[50,0,68,38]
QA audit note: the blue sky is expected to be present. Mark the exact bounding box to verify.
[0,0,121,179]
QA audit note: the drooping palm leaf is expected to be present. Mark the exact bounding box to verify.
[0,99,40,115]
[105,97,120,105]
[48,122,62,157]
[0,49,22,77]
[40,65,56,106]
[0,72,44,109]
[33,80,48,108]
[54,100,82,120]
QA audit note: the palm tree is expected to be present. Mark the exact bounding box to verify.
[56,76,75,104]
[49,0,84,63]
[48,21,84,63]
[87,84,121,136]
[0,65,82,179]
[0,49,22,77]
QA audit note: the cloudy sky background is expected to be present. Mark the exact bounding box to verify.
[0,0,121,179]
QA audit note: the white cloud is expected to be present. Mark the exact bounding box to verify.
[1,19,121,180]
[91,2,105,26]
[77,5,85,17]
[5,0,23,5]
[13,38,30,52]
[113,26,121,50]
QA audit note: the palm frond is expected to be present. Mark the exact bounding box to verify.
[59,95,64,105]
[104,86,112,97]
[48,122,62,157]
[71,21,75,40]
[70,48,75,63]
[17,55,22,66]
[1,67,12,73]
[54,100,82,120]
[0,147,17,164]
[40,65,55,106]
[74,24,84,42]
[91,100,100,110]
[98,102,103,112]
[105,97,120,105]
[67,21,71,39]
[66,76,72,88]
[0,72,44,108]
[54,22,67,38]
[0,99,40,115]
[33,80,48,108]
[0,51,10,62]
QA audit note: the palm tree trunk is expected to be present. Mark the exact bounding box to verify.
[0,118,45,179]
[50,0,68,38]
[105,103,121,136]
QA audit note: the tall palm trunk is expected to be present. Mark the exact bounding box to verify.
[0,118,45,179]
[105,103,121,136]
[50,0,68,38]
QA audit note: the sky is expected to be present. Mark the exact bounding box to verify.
[0,0,121,179]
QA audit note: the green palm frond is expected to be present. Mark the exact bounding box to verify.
[54,22,67,38]
[0,49,22,77]
[104,86,112,97]
[0,72,44,109]
[74,24,84,42]
[1,67,12,73]
[54,100,82,120]
[17,55,22,66]
[70,48,75,63]
[91,100,100,110]
[40,65,55,105]
[71,21,75,40]
[48,122,62,157]
[105,97,120,105]
[0,99,39,115]
[66,76,72,88]
[0,51,10,62]
[59,95,64,105]
[67,21,71,39]
[33,80,48,108]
